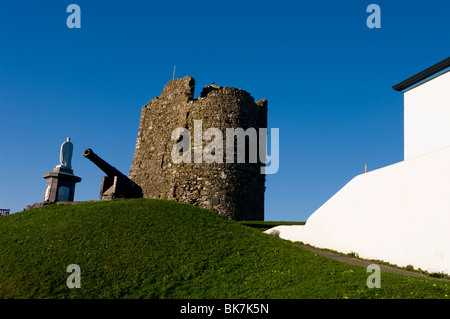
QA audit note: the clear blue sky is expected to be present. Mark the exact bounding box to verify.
[1,1,449,221]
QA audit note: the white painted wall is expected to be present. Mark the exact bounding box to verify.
[404,71,450,160]
[266,145,450,274]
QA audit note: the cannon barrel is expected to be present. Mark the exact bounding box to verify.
[84,148,128,180]
[83,148,143,199]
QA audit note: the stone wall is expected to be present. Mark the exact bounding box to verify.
[129,76,267,220]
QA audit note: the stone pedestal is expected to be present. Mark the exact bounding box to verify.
[42,166,82,203]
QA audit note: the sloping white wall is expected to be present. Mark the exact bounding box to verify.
[267,145,450,274]
[404,71,450,160]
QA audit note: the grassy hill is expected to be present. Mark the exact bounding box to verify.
[0,198,449,299]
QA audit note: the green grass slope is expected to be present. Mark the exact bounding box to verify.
[0,198,449,299]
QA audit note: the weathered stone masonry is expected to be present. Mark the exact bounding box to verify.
[129,76,267,220]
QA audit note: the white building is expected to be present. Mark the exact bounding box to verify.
[267,57,450,275]
[394,57,450,160]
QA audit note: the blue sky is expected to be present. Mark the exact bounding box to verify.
[1,1,449,221]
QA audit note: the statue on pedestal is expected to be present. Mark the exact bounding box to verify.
[42,137,81,204]
[60,137,73,169]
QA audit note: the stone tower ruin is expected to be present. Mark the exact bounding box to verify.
[129,76,267,220]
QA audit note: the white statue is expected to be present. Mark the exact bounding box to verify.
[60,137,73,169]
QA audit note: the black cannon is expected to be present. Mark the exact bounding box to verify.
[84,148,143,200]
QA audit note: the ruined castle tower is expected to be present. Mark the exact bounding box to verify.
[129,76,267,220]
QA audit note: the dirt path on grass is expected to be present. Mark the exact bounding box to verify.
[294,244,450,281]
